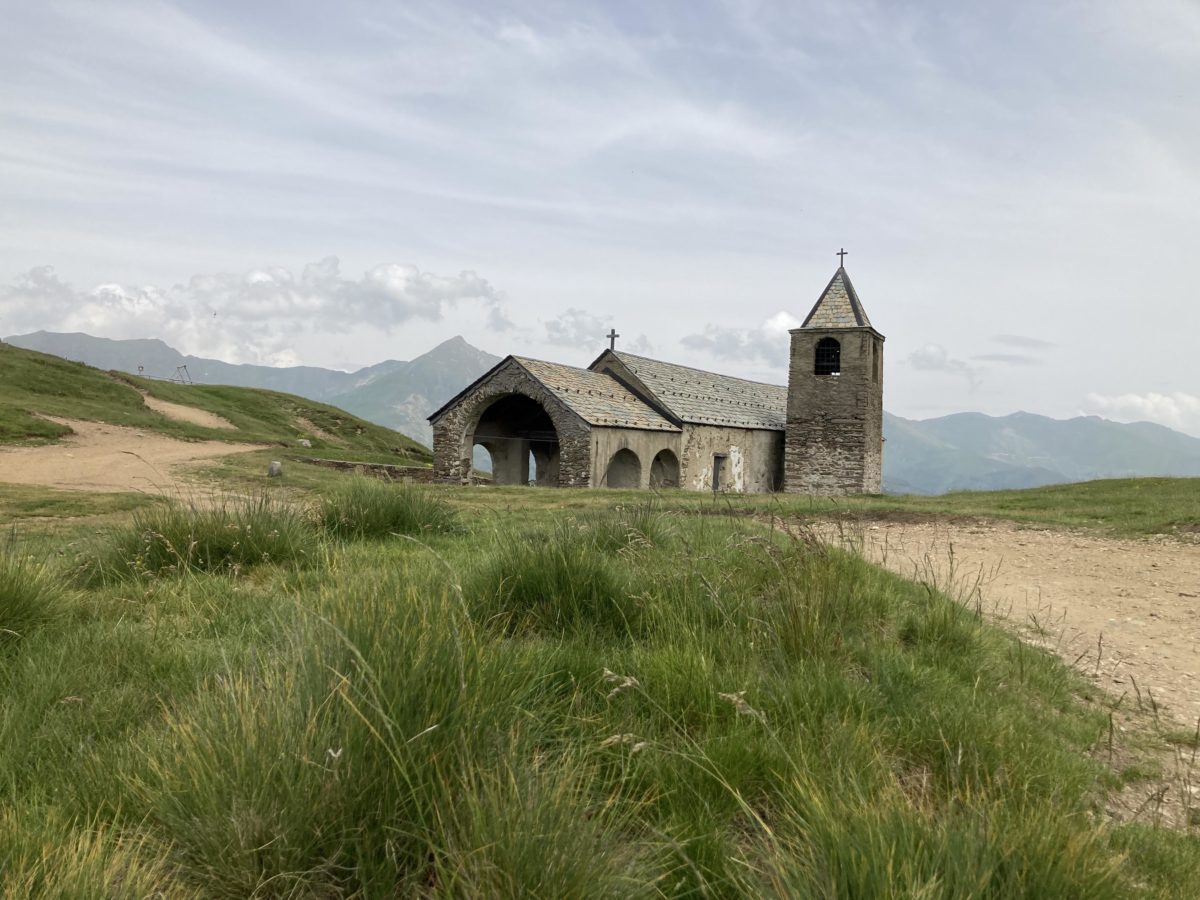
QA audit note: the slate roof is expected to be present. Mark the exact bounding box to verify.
[602,351,788,431]
[512,357,680,432]
[801,266,872,329]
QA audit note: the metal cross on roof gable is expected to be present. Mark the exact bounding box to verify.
[837,248,848,266]
[607,328,619,350]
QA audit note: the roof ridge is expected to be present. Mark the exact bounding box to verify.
[614,351,787,390]
[511,354,594,373]
[513,356,680,432]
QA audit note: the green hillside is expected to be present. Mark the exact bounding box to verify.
[4,330,501,448]
[0,342,429,464]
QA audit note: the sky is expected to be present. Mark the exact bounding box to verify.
[1,0,1198,434]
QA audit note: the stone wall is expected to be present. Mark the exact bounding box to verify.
[680,424,783,493]
[590,427,682,488]
[293,457,438,482]
[784,329,883,495]
[430,359,592,487]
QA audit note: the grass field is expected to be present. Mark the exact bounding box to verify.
[0,342,429,464]
[0,483,160,527]
[392,476,1199,540]
[3,476,1200,897]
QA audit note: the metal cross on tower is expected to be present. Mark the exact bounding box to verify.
[836,248,848,266]
[607,328,620,350]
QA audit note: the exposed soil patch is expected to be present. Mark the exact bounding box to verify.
[294,416,345,446]
[141,393,236,430]
[0,417,264,494]
[820,517,1200,727]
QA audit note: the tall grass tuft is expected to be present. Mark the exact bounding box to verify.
[315,476,458,540]
[579,502,677,553]
[118,569,649,895]
[0,808,189,899]
[757,774,1125,898]
[467,521,640,635]
[75,494,318,585]
[0,539,65,646]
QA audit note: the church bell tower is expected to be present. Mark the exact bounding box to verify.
[783,256,884,495]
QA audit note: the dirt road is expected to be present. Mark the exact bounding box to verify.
[0,418,263,494]
[828,518,1200,727]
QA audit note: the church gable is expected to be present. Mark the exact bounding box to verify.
[513,357,679,432]
[428,355,676,432]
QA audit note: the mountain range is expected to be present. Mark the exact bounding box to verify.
[7,330,1200,494]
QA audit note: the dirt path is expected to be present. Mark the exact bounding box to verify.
[0,418,263,494]
[140,393,235,430]
[825,518,1200,727]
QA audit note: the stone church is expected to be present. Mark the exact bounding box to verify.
[429,264,884,495]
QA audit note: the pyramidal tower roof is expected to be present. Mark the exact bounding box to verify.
[800,266,872,329]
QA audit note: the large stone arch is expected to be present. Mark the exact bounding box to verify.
[649,449,680,488]
[471,394,559,486]
[431,359,591,487]
[605,448,642,489]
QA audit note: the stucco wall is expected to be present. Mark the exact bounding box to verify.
[590,428,682,488]
[784,329,884,495]
[430,359,593,487]
[679,424,783,493]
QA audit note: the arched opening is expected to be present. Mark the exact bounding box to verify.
[649,449,680,488]
[605,448,641,489]
[470,394,560,486]
[473,444,494,482]
[814,337,841,375]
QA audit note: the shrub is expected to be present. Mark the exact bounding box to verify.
[0,544,65,646]
[315,477,458,540]
[76,495,318,585]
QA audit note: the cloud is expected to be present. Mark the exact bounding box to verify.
[971,352,1039,365]
[0,259,509,366]
[624,334,654,355]
[540,309,621,350]
[544,308,610,349]
[496,22,545,56]
[972,335,1050,367]
[680,311,800,363]
[907,343,981,389]
[486,304,515,332]
[991,334,1056,350]
[542,308,651,354]
[1082,391,1200,436]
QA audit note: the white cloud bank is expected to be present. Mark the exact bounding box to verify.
[681,311,801,364]
[1082,391,1200,437]
[0,259,510,366]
